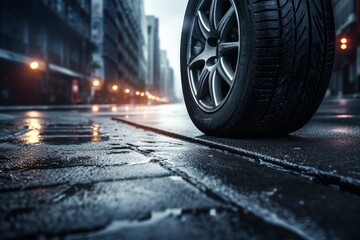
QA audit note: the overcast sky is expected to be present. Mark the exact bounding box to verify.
[144,0,188,99]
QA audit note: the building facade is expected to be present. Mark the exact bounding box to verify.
[330,0,360,96]
[146,16,161,95]
[91,0,147,103]
[0,0,95,105]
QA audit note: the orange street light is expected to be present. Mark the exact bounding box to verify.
[136,91,140,96]
[340,37,348,50]
[125,89,131,94]
[140,92,145,97]
[29,61,39,70]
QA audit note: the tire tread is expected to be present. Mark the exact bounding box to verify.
[230,0,335,136]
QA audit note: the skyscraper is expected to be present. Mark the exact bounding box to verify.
[146,16,161,95]
[91,0,147,102]
[160,50,175,100]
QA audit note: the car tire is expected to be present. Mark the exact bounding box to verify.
[180,0,335,137]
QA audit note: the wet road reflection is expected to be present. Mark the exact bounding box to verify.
[0,100,360,239]
[24,118,42,144]
[92,124,101,142]
[0,112,109,145]
[330,127,353,135]
[110,98,360,183]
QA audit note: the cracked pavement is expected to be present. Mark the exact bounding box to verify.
[0,99,360,239]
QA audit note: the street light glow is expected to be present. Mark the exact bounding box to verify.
[340,37,348,50]
[112,85,119,91]
[93,80,100,87]
[136,91,140,96]
[92,124,101,142]
[92,105,99,112]
[140,92,145,97]
[125,89,131,94]
[29,61,39,70]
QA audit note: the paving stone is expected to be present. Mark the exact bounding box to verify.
[0,177,223,239]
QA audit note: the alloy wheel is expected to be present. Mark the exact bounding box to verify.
[187,0,240,112]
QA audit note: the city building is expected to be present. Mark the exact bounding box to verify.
[0,0,95,105]
[160,50,175,100]
[167,68,176,102]
[146,16,161,95]
[91,0,147,103]
[330,0,360,96]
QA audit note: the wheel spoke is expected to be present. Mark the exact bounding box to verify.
[188,51,206,69]
[187,0,239,112]
[218,6,235,37]
[209,69,221,107]
[217,58,234,85]
[218,42,239,56]
[197,68,210,98]
[209,0,220,30]
[197,11,211,38]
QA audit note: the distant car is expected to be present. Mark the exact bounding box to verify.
[181,0,335,137]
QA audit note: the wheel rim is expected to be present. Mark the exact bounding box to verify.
[187,0,240,113]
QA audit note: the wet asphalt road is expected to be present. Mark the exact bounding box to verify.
[0,97,359,239]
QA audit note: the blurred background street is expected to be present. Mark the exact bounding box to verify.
[1,0,360,239]
[0,0,183,106]
[0,0,359,105]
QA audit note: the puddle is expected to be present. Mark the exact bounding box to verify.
[0,119,109,145]
[65,207,228,239]
[23,136,110,145]
[169,176,183,181]
[127,160,152,166]
[46,124,94,128]
[66,208,182,239]
[39,131,95,136]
